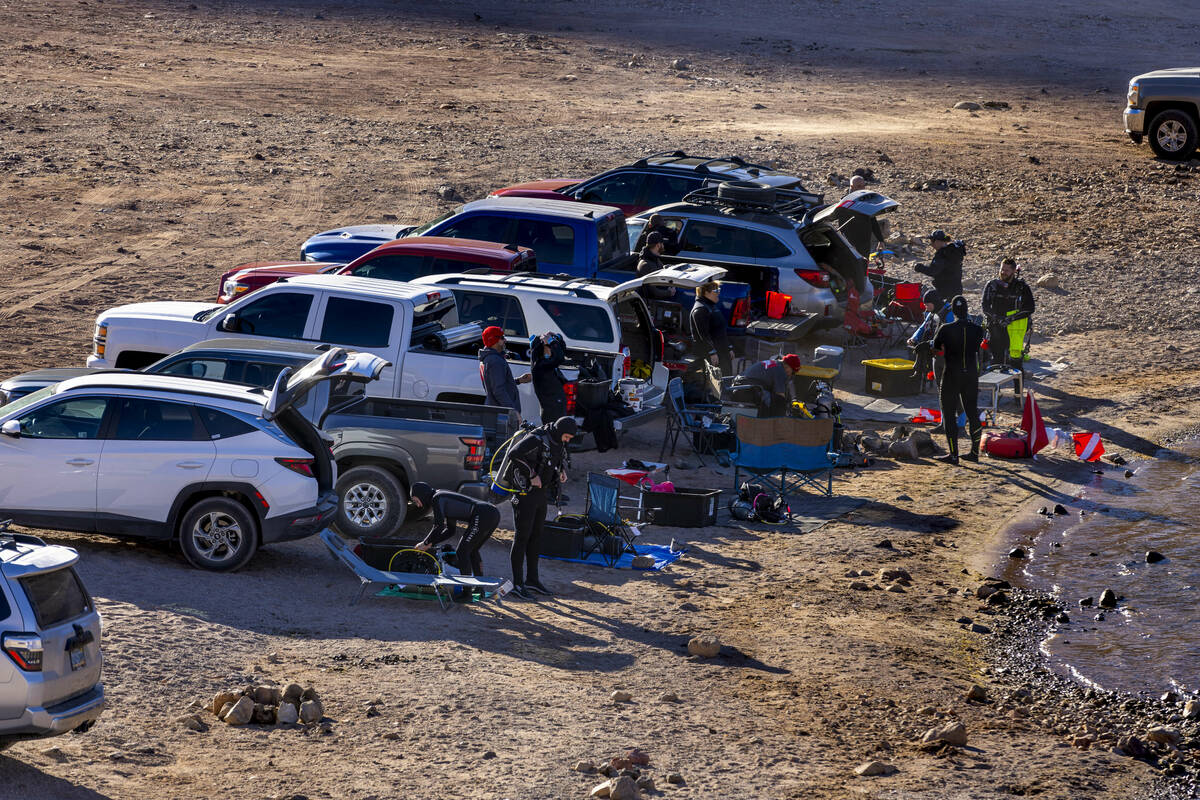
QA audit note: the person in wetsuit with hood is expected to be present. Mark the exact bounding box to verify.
[505,415,576,598]
[932,295,984,465]
[411,482,501,577]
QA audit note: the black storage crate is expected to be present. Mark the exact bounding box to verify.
[640,486,721,528]
[357,535,424,570]
[540,517,589,559]
[862,358,921,397]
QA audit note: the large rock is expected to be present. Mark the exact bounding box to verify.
[251,703,276,725]
[855,760,897,776]
[1184,700,1200,719]
[252,685,281,705]
[223,696,254,726]
[610,690,633,704]
[687,635,721,658]
[175,713,206,732]
[608,775,639,800]
[1035,273,1060,289]
[590,779,612,798]
[1146,727,1181,746]
[953,101,982,111]
[276,701,299,725]
[879,568,911,583]
[1099,589,1118,608]
[1117,735,1150,759]
[299,699,324,724]
[921,721,967,747]
[283,683,304,704]
[211,691,239,716]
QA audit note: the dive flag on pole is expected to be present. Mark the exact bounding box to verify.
[1020,391,1049,456]
[1073,432,1105,462]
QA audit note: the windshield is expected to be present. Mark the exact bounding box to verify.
[0,385,55,415]
[407,207,460,237]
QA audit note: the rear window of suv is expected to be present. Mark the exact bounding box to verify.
[537,300,613,343]
[20,567,93,628]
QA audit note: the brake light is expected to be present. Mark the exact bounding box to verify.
[275,457,315,478]
[3,634,43,672]
[657,330,665,362]
[425,292,441,303]
[795,268,830,288]
[563,381,577,414]
[461,436,485,471]
[730,298,750,328]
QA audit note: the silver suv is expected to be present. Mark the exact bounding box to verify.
[626,184,898,326]
[0,521,104,749]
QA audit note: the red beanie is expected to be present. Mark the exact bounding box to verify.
[782,353,802,372]
[482,326,505,348]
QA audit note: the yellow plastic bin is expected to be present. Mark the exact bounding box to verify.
[861,358,920,397]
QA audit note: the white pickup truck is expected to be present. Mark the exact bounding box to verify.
[88,266,724,425]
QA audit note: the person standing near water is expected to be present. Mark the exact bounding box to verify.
[932,295,984,464]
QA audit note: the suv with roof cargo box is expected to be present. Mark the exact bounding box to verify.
[489,151,821,216]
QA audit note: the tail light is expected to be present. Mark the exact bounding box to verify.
[564,381,577,414]
[795,268,830,288]
[657,330,665,362]
[730,297,750,328]
[3,634,43,671]
[461,436,485,471]
[275,457,315,478]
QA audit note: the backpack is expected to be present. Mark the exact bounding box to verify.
[734,482,789,524]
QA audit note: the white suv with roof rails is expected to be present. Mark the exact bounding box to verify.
[0,522,104,749]
[0,349,386,570]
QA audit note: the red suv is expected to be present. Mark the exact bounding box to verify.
[490,151,811,217]
[217,237,536,303]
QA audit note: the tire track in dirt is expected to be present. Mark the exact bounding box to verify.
[0,262,124,321]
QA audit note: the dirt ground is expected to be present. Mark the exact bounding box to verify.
[1,1,1199,798]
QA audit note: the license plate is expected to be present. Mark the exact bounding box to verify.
[69,646,86,671]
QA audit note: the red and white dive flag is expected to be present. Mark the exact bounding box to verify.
[1073,432,1105,462]
[1020,391,1049,456]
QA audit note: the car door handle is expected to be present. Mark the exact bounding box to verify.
[65,458,95,466]
[176,461,207,470]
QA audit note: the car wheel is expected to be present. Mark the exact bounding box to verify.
[717,180,777,206]
[1148,109,1198,160]
[335,465,407,539]
[178,497,259,572]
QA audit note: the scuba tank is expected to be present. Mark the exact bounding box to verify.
[488,423,542,497]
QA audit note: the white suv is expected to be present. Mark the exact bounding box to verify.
[0,349,386,571]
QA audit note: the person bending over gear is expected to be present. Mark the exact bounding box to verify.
[981,257,1035,369]
[479,326,531,416]
[505,416,576,599]
[411,482,501,577]
[735,354,802,417]
[932,295,984,465]
[689,281,733,379]
[530,332,568,424]
[915,229,965,301]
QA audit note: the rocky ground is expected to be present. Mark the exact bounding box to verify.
[1,1,1199,798]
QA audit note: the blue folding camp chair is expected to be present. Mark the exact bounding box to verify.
[659,377,730,466]
[731,416,838,501]
[558,473,639,567]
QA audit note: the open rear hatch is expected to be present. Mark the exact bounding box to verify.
[264,348,390,492]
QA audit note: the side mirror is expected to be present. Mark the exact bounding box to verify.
[219,314,239,332]
[1,420,20,438]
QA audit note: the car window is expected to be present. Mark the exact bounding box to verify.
[0,386,54,416]
[750,230,792,259]
[154,358,233,382]
[679,221,756,258]
[642,174,704,208]
[197,407,258,440]
[452,290,528,339]
[18,397,109,440]
[511,220,575,265]
[19,567,92,628]
[577,172,644,206]
[346,254,429,282]
[237,361,289,389]
[320,297,395,348]
[439,214,513,245]
[597,213,630,268]
[537,300,613,343]
[430,257,491,274]
[229,292,313,340]
[112,398,205,441]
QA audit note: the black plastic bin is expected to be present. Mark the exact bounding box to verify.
[640,486,721,528]
[357,535,424,570]
[540,517,589,559]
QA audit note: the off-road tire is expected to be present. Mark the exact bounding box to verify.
[717,180,776,205]
[1148,109,1198,160]
[335,465,407,539]
[178,497,259,572]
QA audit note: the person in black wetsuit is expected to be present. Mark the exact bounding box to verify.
[932,295,985,465]
[915,229,965,301]
[410,482,501,577]
[505,416,576,598]
[530,332,568,424]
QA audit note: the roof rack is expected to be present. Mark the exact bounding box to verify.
[633,150,689,168]
[680,185,825,217]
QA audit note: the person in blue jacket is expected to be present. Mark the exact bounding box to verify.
[478,325,530,415]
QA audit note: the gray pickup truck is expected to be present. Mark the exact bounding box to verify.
[1124,69,1200,160]
[0,339,516,540]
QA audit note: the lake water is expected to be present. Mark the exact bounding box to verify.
[1004,447,1200,696]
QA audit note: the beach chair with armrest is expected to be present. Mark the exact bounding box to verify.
[558,473,639,568]
[320,529,512,609]
[731,416,838,502]
[659,377,729,466]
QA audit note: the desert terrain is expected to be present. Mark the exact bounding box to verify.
[1,1,1199,798]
